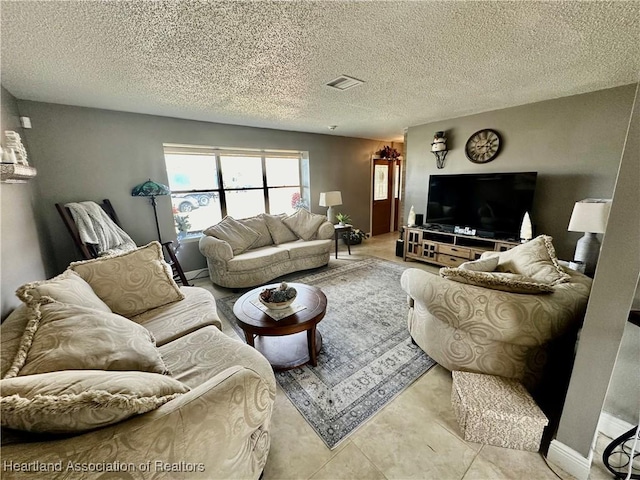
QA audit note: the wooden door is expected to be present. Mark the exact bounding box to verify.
[371,159,393,236]
[392,159,401,231]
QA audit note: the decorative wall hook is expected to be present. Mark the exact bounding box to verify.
[431,131,448,169]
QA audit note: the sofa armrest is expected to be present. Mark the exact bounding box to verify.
[2,366,276,480]
[316,221,334,240]
[400,268,589,345]
[199,235,233,262]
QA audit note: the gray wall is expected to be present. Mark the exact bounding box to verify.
[0,87,47,319]
[15,101,382,275]
[555,83,639,458]
[604,310,640,425]
[405,85,637,260]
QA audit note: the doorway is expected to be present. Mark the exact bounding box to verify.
[371,158,402,236]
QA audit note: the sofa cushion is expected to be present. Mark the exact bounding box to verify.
[226,246,290,272]
[70,242,184,317]
[263,213,298,244]
[459,257,499,272]
[16,269,111,313]
[239,215,273,249]
[0,370,188,433]
[159,326,272,390]
[277,239,332,260]
[440,268,554,294]
[1,305,31,379]
[131,287,222,346]
[203,216,261,255]
[490,235,570,285]
[282,209,327,241]
[3,302,168,379]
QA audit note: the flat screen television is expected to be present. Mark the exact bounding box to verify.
[425,172,537,240]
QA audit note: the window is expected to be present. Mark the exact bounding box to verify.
[164,145,307,238]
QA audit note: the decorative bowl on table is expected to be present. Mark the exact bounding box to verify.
[259,282,297,310]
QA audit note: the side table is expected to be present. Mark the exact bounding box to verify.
[333,224,352,259]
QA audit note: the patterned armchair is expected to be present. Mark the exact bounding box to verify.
[400,245,592,390]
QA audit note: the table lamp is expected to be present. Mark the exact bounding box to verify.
[132,179,170,242]
[568,198,612,276]
[319,191,342,224]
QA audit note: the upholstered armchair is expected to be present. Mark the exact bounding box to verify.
[400,236,593,390]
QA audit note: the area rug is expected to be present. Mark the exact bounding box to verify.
[217,257,436,449]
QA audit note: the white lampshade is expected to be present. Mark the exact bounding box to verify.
[568,199,612,233]
[319,191,342,207]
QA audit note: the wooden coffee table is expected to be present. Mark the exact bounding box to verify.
[232,283,327,370]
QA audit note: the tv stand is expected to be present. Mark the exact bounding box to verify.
[403,227,520,267]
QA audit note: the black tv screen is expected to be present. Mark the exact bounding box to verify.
[425,172,537,239]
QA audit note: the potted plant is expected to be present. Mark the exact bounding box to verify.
[342,228,368,245]
[291,192,308,210]
[174,214,191,239]
[377,145,401,159]
[335,213,351,226]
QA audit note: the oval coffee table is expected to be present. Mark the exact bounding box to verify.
[233,283,327,370]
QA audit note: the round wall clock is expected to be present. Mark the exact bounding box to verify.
[465,129,502,164]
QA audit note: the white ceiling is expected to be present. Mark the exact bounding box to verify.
[1,1,639,142]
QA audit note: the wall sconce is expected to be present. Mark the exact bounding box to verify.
[431,131,448,169]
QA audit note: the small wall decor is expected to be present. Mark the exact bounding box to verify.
[4,131,29,166]
[465,129,501,164]
[431,131,448,169]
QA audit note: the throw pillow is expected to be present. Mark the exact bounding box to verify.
[459,256,499,272]
[494,235,570,285]
[282,209,327,241]
[262,213,298,244]
[203,216,261,255]
[1,370,189,433]
[69,242,184,317]
[3,302,168,379]
[440,268,554,294]
[238,215,273,248]
[16,269,111,313]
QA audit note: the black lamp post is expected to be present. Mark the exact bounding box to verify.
[131,179,170,242]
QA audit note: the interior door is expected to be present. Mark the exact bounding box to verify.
[371,159,393,236]
[392,159,401,231]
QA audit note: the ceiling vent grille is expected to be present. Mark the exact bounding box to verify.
[325,75,364,91]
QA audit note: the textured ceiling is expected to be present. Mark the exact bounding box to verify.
[1,1,639,141]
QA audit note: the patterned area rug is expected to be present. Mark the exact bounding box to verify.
[217,258,436,449]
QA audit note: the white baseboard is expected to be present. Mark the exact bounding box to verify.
[547,440,593,480]
[598,411,634,440]
[185,268,208,281]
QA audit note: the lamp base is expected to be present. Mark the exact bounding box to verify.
[327,206,336,224]
[574,232,600,276]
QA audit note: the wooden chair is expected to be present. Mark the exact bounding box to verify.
[56,199,190,286]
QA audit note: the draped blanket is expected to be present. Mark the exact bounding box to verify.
[65,202,137,256]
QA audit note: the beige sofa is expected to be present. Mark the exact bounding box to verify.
[1,243,276,479]
[199,211,334,288]
[401,236,593,389]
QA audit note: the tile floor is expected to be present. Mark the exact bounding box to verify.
[193,232,615,480]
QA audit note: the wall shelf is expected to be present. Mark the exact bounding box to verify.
[1,163,37,183]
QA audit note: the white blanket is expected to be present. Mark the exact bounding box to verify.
[65,201,137,256]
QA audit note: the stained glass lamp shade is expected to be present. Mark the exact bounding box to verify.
[131,179,170,242]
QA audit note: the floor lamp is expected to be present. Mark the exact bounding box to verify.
[131,179,170,242]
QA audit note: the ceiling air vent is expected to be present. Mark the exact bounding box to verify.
[325,75,364,91]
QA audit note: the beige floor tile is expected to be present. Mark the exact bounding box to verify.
[400,365,483,451]
[263,385,346,480]
[309,442,386,480]
[351,391,478,480]
[589,433,616,480]
[468,445,568,480]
